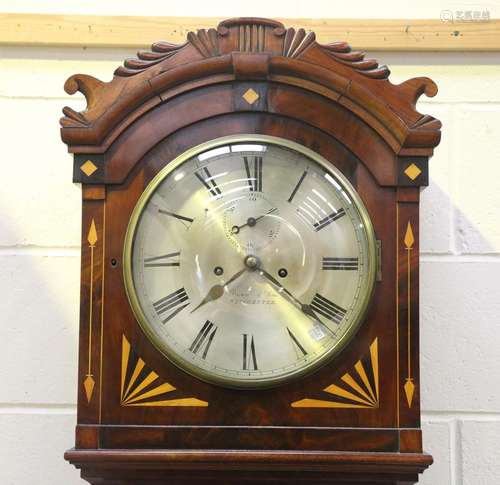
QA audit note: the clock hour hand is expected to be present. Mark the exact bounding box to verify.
[231,208,277,234]
[257,268,333,334]
[190,267,246,313]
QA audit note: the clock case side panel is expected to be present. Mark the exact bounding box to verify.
[77,186,106,427]
[396,188,422,430]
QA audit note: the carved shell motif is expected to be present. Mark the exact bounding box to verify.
[280,28,317,58]
[274,26,390,79]
[320,41,390,80]
[114,28,224,77]
[114,40,187,77]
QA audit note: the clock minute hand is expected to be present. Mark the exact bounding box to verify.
[257,268,301,306]
[257,268,333,334]
[190,267,246,313]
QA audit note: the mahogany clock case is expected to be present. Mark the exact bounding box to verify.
[60,17,441,485]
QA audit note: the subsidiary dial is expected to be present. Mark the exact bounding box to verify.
[223,192,281,252]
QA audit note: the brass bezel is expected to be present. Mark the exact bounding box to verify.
[123,134,378,389]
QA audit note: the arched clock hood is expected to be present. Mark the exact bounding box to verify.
[61,17,440,188]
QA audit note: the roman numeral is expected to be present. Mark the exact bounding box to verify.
[153,288,189,324]
[310,293,346,324]
[313,208,346,231]
[158,209,194,226]
[195,167,222,198]
[144,251,180,267]
[288,170,308,203]
[243,156,263,192]
[242,334,258,370]
[189,320,218,359]
[322,257,359,270]
[287,327,308,357]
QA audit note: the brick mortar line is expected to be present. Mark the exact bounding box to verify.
[421,254,500,262]
[0,94,84,101]
[449,419,459,485]
[0,247,80,256]
[423,410,500,420]
[0,404,77,415]
[455,419,464,485]
[420,101,500,106]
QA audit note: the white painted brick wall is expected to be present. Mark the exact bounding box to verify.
[0,412,85,485]
[1,6,499,485]
[461,421,500,485]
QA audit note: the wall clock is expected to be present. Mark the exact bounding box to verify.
[60,17,441,485]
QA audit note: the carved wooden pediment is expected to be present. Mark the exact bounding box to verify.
[60,17,441,156]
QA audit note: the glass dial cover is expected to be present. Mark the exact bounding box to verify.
[123,135,377,389]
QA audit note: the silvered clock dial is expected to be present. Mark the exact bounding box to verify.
[123,135,377,388]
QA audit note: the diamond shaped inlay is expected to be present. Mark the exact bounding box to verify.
[404,163,422,181]
[80,160,98,177]
[242,88,259,105]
